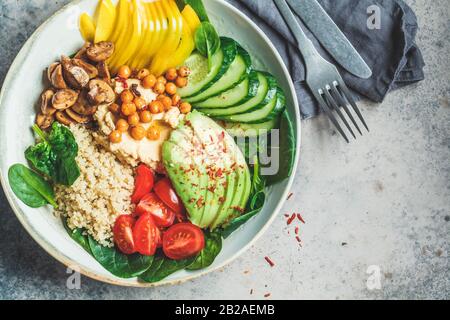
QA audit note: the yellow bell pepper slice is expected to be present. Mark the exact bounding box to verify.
[114,0,144,69]
[109,0,134,71]
[108,0,129,44]
[94,0,116,43]
[166,16,195,69]
[181,4,201,33]
[79,13,96,42]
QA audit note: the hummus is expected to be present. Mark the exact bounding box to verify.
[94,78,184,170]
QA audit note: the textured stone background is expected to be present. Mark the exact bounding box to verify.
[0,0,448,300]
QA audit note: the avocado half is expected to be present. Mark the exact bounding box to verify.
[162,111,251,230]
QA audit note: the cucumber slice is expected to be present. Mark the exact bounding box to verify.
[219,88,286,123]
[194,70,259,109]
[178,37,237,98]
[220,118,280,137]
[186,45,252,103]
[200,72,276,117]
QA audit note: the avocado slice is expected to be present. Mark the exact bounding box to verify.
[162,111,251,229]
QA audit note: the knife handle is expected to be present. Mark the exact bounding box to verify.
[273,0,319,61]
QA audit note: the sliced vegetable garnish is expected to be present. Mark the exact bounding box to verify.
[133,212,161,256]
[154,177,184,215]
[113,214,136,255]
[135,193,176,228]
[131,164,155,204]
[162,223,205,260]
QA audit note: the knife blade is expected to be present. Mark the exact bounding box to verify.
[286,0,372,79]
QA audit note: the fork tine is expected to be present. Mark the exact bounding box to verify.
[313,89,349,143]
[330,82,362,135]
[337,79,369,132]
[323,85,356,139]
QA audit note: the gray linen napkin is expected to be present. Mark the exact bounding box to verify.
[226,0,425,119]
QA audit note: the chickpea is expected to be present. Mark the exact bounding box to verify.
[109,130,122,143]
[139,110,152,123]
[149,100,163,114]
[120,90,134,103]
[154,81,166,94]
[121,102,136,116]
[133,96,147,110]
[179,102,192,114]
[116,118,129,132]
[109,103,120,114]
[142,74,157,89]
[131,125,146,140]
[175,76,188,88]
[137,68,150,80]
[147,125,161,140]
[160,95,172,110]
[128,113,140,126]
[178,66,191,77]
[118,65,132,79]
[172,94,181,106]
[156,76,167,85]
[165,68,178,81]
[165,82,177,95]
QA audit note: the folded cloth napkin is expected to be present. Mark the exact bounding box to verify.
[226,0,425,119]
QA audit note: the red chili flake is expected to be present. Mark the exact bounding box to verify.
[215,168,223,177]
[250,289,253,295]
[297,213,306,224]
[218,196,225,203]
[287,192,293,200]
[284,214,289,218]
[264,256,275,267]
[296,236,301,243]
[218,131,225,142]
[207,186,216,193]
[286,213,296,225]
[232,206,245,213]
[264,293,271,298]
[295,227,299,235]
[196,197,204,208]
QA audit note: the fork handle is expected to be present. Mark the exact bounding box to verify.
[274,0,319,61]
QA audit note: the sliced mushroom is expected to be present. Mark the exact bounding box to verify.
[48,63,68,89]
[55,111,73,126]
[73,42,91,60]
[72,90,98,115]
[52,89,79,110]
[97,61,111,84]
[36,112,54,129]
[72,58,98,79]
[65,108,91,124]
[87,79,115,105]
[61,55,90,89]
[86,41,114,62]
[40,89,57,115]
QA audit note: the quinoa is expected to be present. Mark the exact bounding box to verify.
[54,124,135,247]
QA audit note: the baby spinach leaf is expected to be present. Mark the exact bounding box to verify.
[139,253,197,283]
[88,236,153,278]
[222,157,266,238]
[184,0,210,22]
[264,110,296,185]
[62,218,91,254]
[8,164,57,208]
[26,123,80,186]
[195,22,220,69]
[187,231,222,270]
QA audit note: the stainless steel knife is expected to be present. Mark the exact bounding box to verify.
[286,0,372,79]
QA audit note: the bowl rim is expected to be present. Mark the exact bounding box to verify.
[0,0,301,287]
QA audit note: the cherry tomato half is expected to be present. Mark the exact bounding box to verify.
[132,212,161,256]
[113,215,136,254]
[131,164,154,204]
[154,177,184,215]
[135,193,176,228]
[162,223,205,260]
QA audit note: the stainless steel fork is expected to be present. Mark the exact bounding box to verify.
[274,0,369,142]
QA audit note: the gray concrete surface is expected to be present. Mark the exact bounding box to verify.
[0,0,448,300]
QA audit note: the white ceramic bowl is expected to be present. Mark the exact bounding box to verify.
[0,0,301,286]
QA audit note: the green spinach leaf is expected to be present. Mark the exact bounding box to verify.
[139,253,197,283]
[8,164,57,208]
[26,123,80,186]
[187,231,222,270]
[88,236,153,278]
[194,22,220,69]
[264,110,296,185]
[222,157,266,238]
[62,218,91,254]
[184,0,210,22]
